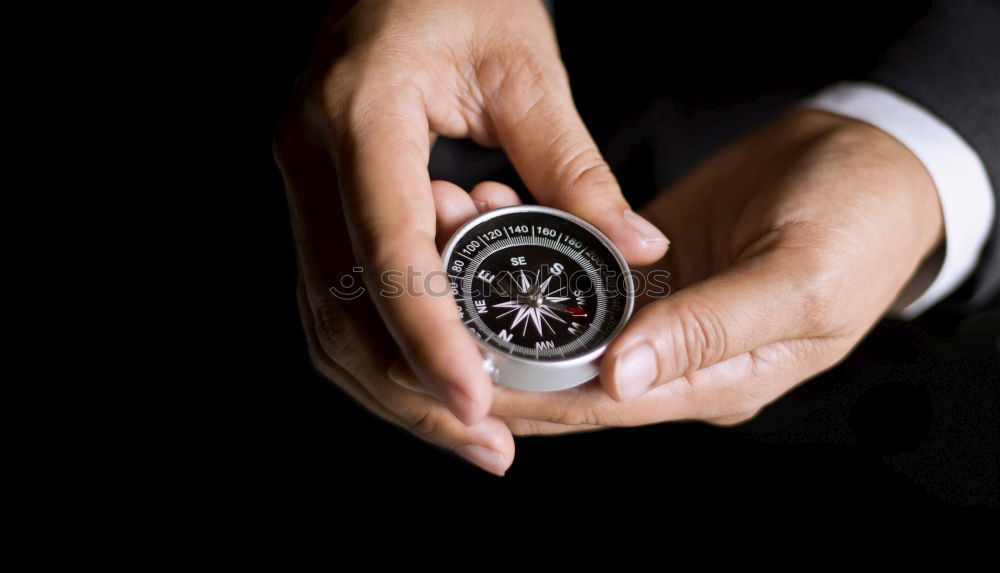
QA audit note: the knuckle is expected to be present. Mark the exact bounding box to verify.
[551,409,590,427]
[798,278,838,334]
[660,298,728,374]
[481,50,569,130]
[539,405,575,426]
[762,222,851,335]
[311,60,360,127]
[506,418,597,436]
[556,147,617,196]
[407,407,446,436]
[574,404,605,427]
[506,418,547,436]
[310,300,352,360]
[337,97,397,149]
[545,393,605,427]
[317,67,423,149]
[778,227,849,333]
[483,50,552,102]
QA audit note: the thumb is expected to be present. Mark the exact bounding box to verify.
[486,64,668,265]
[601,250,825,402]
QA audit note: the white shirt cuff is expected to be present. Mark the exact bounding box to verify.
[799,81,995,319]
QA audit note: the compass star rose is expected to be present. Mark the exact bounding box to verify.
[492,270,584,336]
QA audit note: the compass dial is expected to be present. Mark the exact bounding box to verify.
[443,206,633,365]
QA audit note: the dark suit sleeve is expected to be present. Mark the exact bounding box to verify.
[867,0,1000,308]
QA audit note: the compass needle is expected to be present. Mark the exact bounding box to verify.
[530,306,544,336]
[519,270,531,293]
[494,306,520,319]
[510,306,531,329]
[539,275,554,293]
[538,311,559,335]
[538,306,567,324]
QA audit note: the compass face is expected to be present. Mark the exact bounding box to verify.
[443,206,632,362]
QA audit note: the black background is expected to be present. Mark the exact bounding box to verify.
[215,1,999,522]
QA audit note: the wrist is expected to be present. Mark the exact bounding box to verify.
[850,117,945,261]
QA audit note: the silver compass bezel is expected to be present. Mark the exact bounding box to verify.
[441,205,635,391]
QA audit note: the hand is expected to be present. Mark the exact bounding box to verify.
[277,118,606,474]
[475,108,944,431]
[298,0,668,422]
[273,0,667,474]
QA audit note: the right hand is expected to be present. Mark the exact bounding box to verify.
[274,0,669,472]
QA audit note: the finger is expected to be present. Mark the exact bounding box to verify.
[486,66,668,265]
[388,349,601,436]
[299,280,515,476]
[279,102,512,473]
[491,345,809,426]
[488,374,692,426]
[601,247,825,402]
[333,89,493,425]
[431,180,479,251]
[469,181,522,212]
[432,180,524,251]
[502,417,604,437]
[317,347,515,476]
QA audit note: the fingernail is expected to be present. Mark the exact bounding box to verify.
[614,342,658,401]
[624,209,669,247]
[455,444,507,476]
[473,200,489,213]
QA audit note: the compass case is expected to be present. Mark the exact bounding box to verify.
[442,205,635,392]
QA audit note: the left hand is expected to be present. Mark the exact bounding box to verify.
[450,108,945,432]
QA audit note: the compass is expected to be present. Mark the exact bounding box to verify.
[442,205,634,392]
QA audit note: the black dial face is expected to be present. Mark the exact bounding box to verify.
[444,207,631,361]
